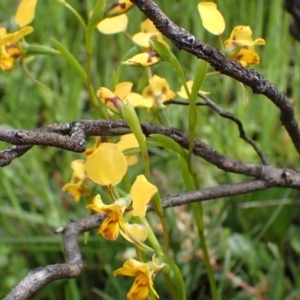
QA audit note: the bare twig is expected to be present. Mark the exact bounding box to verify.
[164,93,268,166]
[197,92,268,165]
[130,0,300,155]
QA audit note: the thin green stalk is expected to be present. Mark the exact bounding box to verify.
[179,156,218,300]
[56,0,87,31]
[141,218,163,256]
[163,272,180,300]
[85,0,107,118]
[153,193,170,255]
[192,202,218,300]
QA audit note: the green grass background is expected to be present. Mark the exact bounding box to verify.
[1,0,300,299]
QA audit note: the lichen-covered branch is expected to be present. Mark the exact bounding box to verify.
[1,120,300,189]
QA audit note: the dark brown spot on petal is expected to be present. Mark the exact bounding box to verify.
[147,51,159,63]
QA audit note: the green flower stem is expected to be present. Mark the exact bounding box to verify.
[51,38,87,82]
[24,44,61,56]
[141,218,163,256]
[85,0,107,118]
[159,256,186,300]
[163,271,180,300]
[56,0,87,31]
[122,115,170,255]
[179,156,218,300]
[205,71,221,79]
[192,203,218,300]
[219,34,224,50]
[187,60,207,169]
[122,102,170,254]
[121,101,150,179]
[182,60,218,299]
[135,244,143,262]
[153,193,170,255]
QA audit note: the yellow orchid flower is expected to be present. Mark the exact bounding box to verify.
[97,14,128,34]
[142,75,176,109]
[86,134,141,166]
[132,19,169,49]
[177,80,210,99]
[85,143,127,187]
[113,255,164,300]
[105,0,134,17]
[86,194,127,240]
[224,26,265,66]
[15,0,38,27]
[198,2,265,67]
[62,160,88,202]
[87,196,150,243]
[121,223,148,244]
[122,51,161,67]
[198,2,225,35]
[97,82,153,114]
[0,26,33,71]
[97,0,133,34]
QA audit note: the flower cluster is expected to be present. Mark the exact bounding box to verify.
[0,0,37,71]
[98,75,176,114]
[198,2,265,67]
[63,134,163,299]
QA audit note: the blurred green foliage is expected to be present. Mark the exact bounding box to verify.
[1,0,300,299]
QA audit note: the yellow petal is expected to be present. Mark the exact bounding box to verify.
[0,56,15,72]
[132,18,158,47]
[106,0,134,17]
[142,75,176,108]
[116,133,139,151]
[97,14,128,34]
[177,80,193,99]
[115,82,133,100]
[177,81,210,99]
[0,26,33,46]
[86,194,106,212]
[126,155,138,166]
[121,223,148,243]
[100,210,123,240]
[113,258,146,277]
[127,92,153,108]
[224,26,266,47]
[127,276,151,300]
[198,2,225,35]
[5,44,22,57]
[235,48,260,66]
[132,32,153,48]
[85,137,101,157]
[141,19,157,33]
[122,52,161,67]
[85,143,127,186]
[15,0,37,27]
[62,183,85,202]
[253,38,265,45]
[97,87,123,114]
[71,159,86,180]
[0,28,7,37]
[131,175,158,218]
